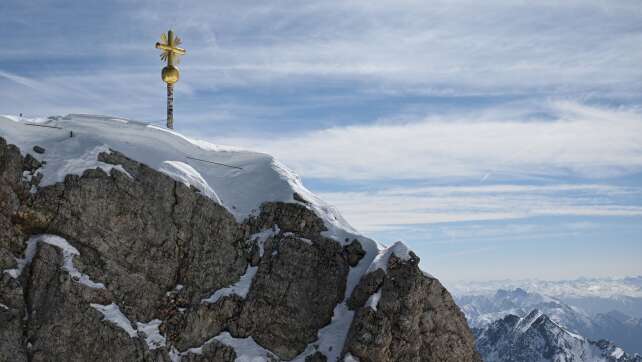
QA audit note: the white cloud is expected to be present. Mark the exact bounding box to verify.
[317,183,642,232]
[3,0,642,116]
[220,102,642,181]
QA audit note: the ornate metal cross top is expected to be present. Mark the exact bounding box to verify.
[155,30,186,129]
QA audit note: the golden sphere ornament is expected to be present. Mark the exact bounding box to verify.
[162,65,180,84]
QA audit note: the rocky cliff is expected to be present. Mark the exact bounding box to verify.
[0,115,480,362]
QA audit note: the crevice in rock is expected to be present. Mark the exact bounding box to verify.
[170,181,184,288]
[44,187,65,234]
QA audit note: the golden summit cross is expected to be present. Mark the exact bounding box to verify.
[155,30,186,129]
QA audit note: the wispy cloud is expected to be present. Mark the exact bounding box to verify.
[221,102,642,181]
[2,1,642,119]
[128,0,642,96]
[317,183,642,231]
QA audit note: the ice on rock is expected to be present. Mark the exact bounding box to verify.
[91,303,137,338]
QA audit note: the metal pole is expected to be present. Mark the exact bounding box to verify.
[167,83,174,129]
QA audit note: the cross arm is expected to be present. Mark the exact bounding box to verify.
[155,42,186,55]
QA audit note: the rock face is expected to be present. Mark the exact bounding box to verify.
[344,254,479,362]
[0,136,479,361]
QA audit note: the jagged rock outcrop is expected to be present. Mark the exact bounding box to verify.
[0,135,479,361]
[344,253,479,362]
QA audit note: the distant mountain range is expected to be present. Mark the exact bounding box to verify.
[455,286,642,360]
[452,276,642,321]
[475,310,641,362]
[449,276,642,303]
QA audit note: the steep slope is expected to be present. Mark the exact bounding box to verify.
[0,114,480,362]
[475,309,642,362]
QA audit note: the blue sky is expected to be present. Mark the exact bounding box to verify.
[1,0,642,282]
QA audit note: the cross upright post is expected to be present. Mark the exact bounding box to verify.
[155,30,186,129]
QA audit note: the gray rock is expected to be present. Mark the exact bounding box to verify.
[347,268,385,310]
[0,136,479,362]
[18,149,248,321]
[232,234,350,359]
[0,273,27,362]
[25,243,147,362]
[175,296,243,351]
[23,153,41,171]
[248,201,327,237]
[342,239,366,267]
[343,254,482,362]
[0,138,26,271]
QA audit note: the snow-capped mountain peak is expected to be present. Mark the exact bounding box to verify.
[475,309,641,362]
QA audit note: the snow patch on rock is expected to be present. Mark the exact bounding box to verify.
[344,353,361,362]
[283,231,313,245]
[3,234,105,289]
[367,241,411,274]
[366,290,382,312]
[202,265,258,304]
[611,347,625,359]
[91,303,137,338]
[3,236,39,279]
[136,319,166,350]
[213,332,279,361]
[171,332,279,361]
[56,145,133,183]
[250,225,280,257]
[92,303,167,351]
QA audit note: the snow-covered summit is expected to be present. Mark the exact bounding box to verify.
[1,113,470,362]
[0,113,357,236]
